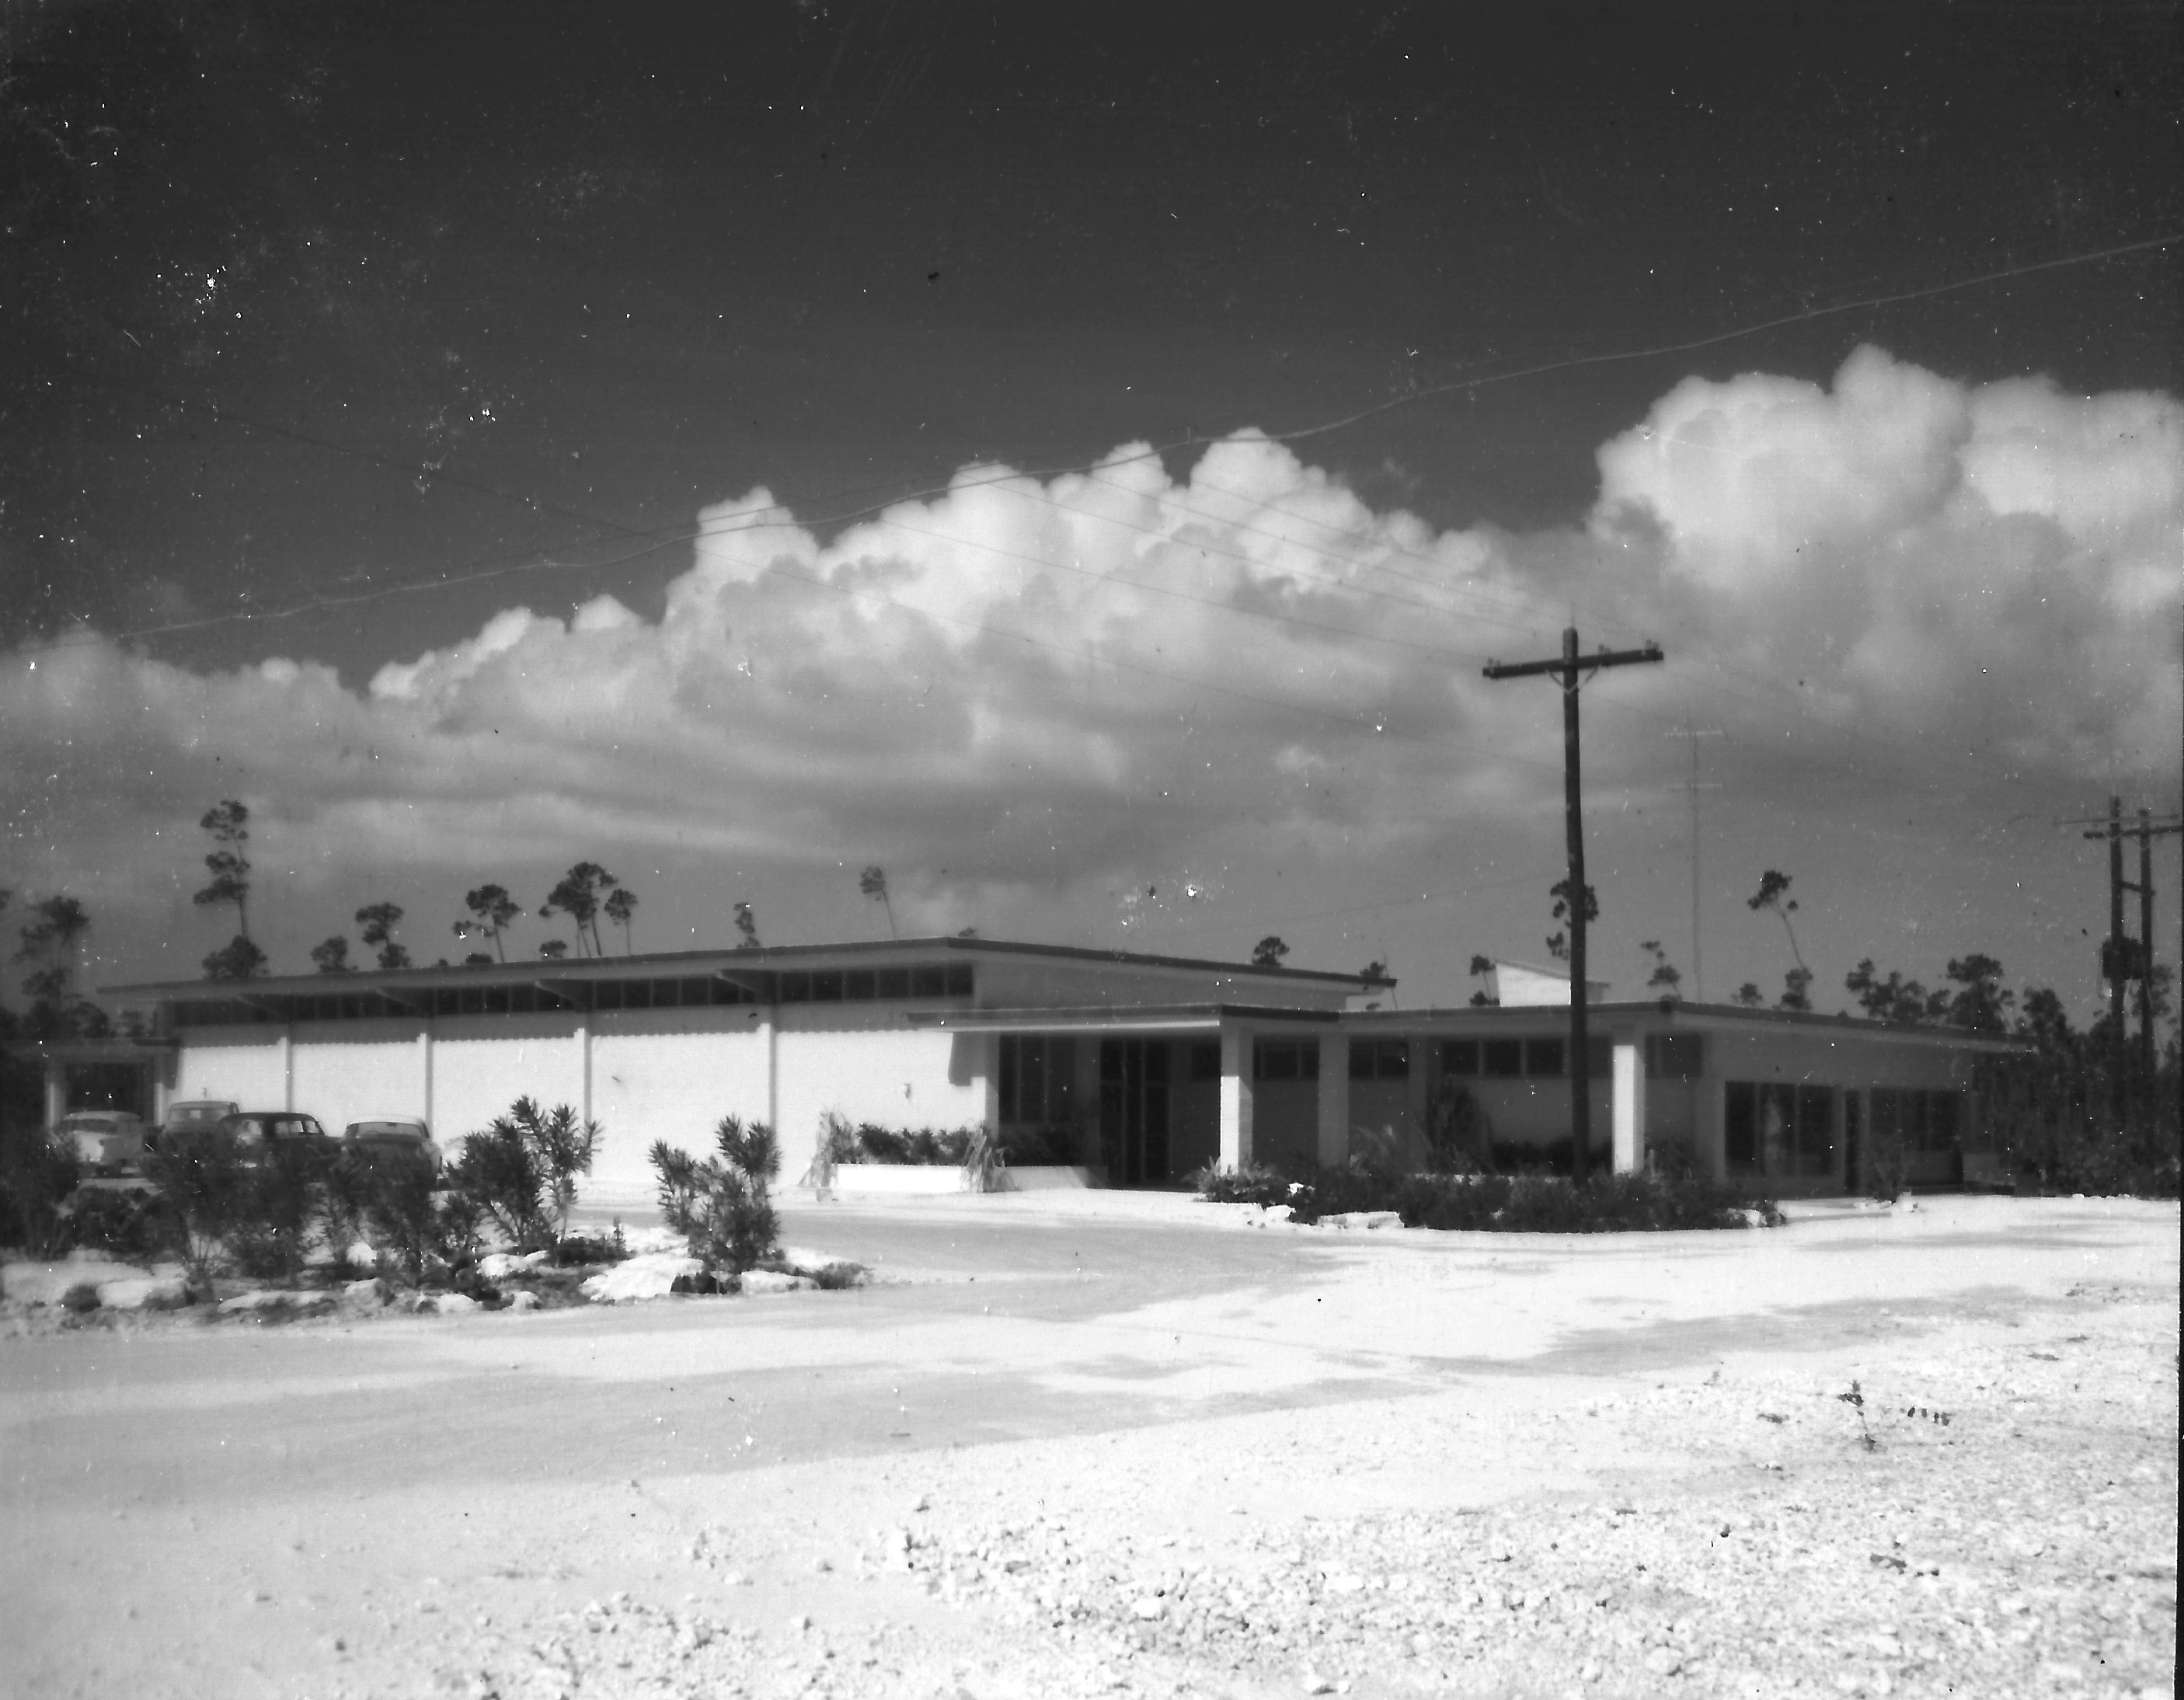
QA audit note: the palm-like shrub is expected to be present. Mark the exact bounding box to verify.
[351,1149,444,1284]
[141,1126,250,1289]
[228,1141,329,1281]
[448,1097,600,1255]
[651,1115,781,1275]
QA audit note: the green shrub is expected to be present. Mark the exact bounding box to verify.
[848,1123,976,1165]
[1200,1159,1778,1232]
[1287,1165,1405,1222]
[1423,1081,1496,1175]
[1392,1171,1779,1232]
[141,1126,251,1288]
[448,1098,600,1256]
[0,1132,80,1256]
[64,1185,169,1262]
[348,1148,444,1284]
[1190,1161,1296,1209]
[227,1141,330,1282]
[436,1187,485,1267]
[1645,1138,1702,1181]
[2037,1123,2182,1198]
[319,1147,372,1256]
[961,1124,1003,1192]
[651,1115,781,1274]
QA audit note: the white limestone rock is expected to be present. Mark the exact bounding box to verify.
[580,1253,704,1305]
[95,1276,189,1312]
[739,1270,813,1295]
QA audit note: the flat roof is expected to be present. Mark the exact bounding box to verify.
[905,1003,1344,1033]
[1341,998,2029,1050]
[103,933,1372,1000]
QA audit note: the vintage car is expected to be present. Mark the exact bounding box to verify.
[52,1110,148,1175]
[214,1110,337,1165]
[340,1116,442,1176]
[155,1099,241,1149]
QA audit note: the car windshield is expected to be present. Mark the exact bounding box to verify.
[272,1117,324,1137]
[350,1121,424,1139]
[63,1116,119,1133]
[169,1105,225,1123]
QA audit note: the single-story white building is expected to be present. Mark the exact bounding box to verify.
[57,935,2023,1204]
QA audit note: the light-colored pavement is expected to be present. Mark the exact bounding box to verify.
[2,1193,2175,1699]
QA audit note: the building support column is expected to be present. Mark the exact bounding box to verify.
[1218,1025,1254,1170]
[576,1022,592,1126]
[1316,1032,1350,1168]
[761,1010,778,1135]
[151,1052,175,1127]
[43,1060,66,1130]
[418,1026,434,1128]
[280,1031,294,1111]
[980,1032,1001,1131]
[1611,1037,1646,1174]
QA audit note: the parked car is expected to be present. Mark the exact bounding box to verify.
[215,1110,336,1165]
[155,1099,240,1150]
[52,1110,148,1175]
[341,1116,441,1175]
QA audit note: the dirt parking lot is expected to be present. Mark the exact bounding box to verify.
[2,1192,2175,1700]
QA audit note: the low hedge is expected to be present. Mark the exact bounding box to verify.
[1197,1162,1778,1231]
[828,1121,1084,1168]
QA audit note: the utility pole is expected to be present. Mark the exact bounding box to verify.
[2071,799,2183,1135]
[2139,809,2158,1087]
[1486,627,1664,1173]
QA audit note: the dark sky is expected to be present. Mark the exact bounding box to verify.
[7,1,2178,685]
[3,2,2179,1012]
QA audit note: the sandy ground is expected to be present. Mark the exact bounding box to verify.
[0,1193,2174,1700]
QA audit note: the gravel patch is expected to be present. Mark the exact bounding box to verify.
[367,1287,2173,1700]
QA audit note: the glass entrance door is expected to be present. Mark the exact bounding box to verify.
[1099,1039,1171,1185]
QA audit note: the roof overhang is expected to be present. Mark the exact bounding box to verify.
[904,1002,1343,1034]
[1341,998,2030,1053]
[103,933,1370,1001]
[0,1037,177,1061]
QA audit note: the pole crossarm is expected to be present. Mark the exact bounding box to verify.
[1483,642,1664,683]
[2079,823,2184,840]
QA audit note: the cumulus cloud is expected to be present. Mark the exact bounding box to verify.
[1592,344,2180,774]
[2,347,2175,984]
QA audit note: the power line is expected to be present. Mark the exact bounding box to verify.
[16,227,2172,662]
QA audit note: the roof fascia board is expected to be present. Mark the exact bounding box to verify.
[1343,1002,2027,1052]
[906,1002,1343,1033]
[105,935,1367,999]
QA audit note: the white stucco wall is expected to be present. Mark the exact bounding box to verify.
[774,1013,986,1182]
[430,1016,590,1153]
[588,1011,773,1197]
[172,1031,289,1110]
[291,1022,427,1125]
